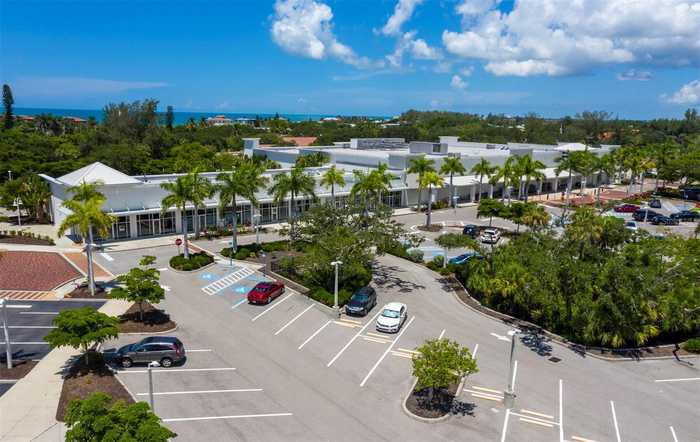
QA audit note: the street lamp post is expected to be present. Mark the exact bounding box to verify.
[1,299,12,369]
[253,213,261,246]
[330,260,342,318]
[503,329,520,409]
[13,198,22,228]
[147,360,160,411]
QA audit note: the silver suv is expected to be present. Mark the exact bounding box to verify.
[116,336,185,368]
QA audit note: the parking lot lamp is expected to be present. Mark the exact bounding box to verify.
[331,261,342,318]
[0,299,11,369]
[13,197,22,228]
[504,329,520,409]
[148,360,160,412]
[253,213,261,245]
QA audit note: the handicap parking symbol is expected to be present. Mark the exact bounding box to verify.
[200,273,215,280]
[232,285,250,294]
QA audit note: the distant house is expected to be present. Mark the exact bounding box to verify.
[321,117,340,122]
[235,118,256,126]
[282,136,317,146]
[206,115,234,126]
[63,116,87,124]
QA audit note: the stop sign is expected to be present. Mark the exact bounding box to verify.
[175,238,182,246]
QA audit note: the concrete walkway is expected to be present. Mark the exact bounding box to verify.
[0,299,131,442]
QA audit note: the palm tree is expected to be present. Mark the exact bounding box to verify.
[420,171,444,227]
[58,194,115,296]
[637,155,655,194]
[320,165,346,205]
[623,151,643,195]
[189,171,215,238]
[19,174,51,222]
[555,154,577,206]
[517,154,546,202]
[161,175,194,259]
[521,204,550,232]
[594,153,616,207]
[493,157,518,204]
[572,151,597,196]
[408,157,435,212]
[217,160,268,253]
[350,169,374,212]
[371,163,396,207]
[269,166,316,237]
[440,156,466,208]
[471,158,495,203]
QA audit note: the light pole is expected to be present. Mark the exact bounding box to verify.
[147,360,160,411]
[1,299,12,369]
[7,170,12,181]
[253,213,261,246]
[331,260,342,318]
[13,198,22,228]
[503,329,520,409]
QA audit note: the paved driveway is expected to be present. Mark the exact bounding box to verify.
[93,248,699,442]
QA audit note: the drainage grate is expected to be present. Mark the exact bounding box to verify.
[548,357,561,363]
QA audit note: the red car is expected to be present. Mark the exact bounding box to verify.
[614,204,640,213]
[247,281,285,304]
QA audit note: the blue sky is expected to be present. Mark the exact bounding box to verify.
[1,0,699,119]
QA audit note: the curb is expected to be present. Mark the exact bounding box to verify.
[118,324,179,335]
[167,260,217,274]
[401,377,467,423]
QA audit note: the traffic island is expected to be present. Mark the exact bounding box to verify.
[64,283,111,299]
[55,351,134,421]
[168,251,214,271]
[118,302,177,334]
[416,224,443,232]
[0,360,39,381]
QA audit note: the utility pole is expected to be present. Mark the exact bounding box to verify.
[330,261,342,318]
[503,329,519,409]
[1,299,12,369]
[148,360,160,412]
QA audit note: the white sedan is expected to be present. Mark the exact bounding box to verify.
[376,302,408,333]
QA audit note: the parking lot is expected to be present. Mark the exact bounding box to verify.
[0,299,106,396]
[93,247,699,442]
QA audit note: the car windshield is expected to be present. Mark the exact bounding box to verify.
[256,286,271,292]
[382,309,400,318]
[626,222,635,227]
[353,294,368,301]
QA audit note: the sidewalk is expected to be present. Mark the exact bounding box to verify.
[0,299,131,441]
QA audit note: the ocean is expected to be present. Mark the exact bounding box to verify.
[14,107,390,125]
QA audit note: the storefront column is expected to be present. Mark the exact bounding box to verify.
[470,185,476,203]
[175,209,183,234]
[129,215,138,239]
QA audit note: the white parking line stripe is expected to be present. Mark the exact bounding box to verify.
[0,379,18,383]
[362,336,390,344]
[519,417,553,428]
[391,351,413,359]
[559,379,564,442]
[366,332,389,339]
[0,341,47,345]
[359,316,415,387]
[500,408,511,442]
[438,328,446,339]
[521,409,554,420]
[339,318,362,325]
[274,305,314,335]
[511,360,518,391]
[333,321,359,328]
[327,310,382,367]
[610,401,621,442]
[163,412,293,423]
[119,367,236,374]
[8,326,55,329]
[298,320,331,350]
[251,294,293,322]
[158,267,168,271]
[571,437,599,442]
[510,412,558,426]
[187,349,213,353]
[136,388,262,396]
[5,305,32,309]
[472,343,479,359]
[19,312,58,315]
[669,426,678,442]
[231,299,247,310]
[471,392,503,402]
[654,377,700,383]
[100,253,114,261]
[473,386,502,394]
[396,347,419,354]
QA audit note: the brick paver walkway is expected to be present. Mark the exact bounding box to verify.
[0,251,81,291]
[61,252,113,278]
[0,290,56,300]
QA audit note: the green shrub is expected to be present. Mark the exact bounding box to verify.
[683,337,700,353]
[169,252,213,271]
[407,249,424,263]
[307,286,353,307]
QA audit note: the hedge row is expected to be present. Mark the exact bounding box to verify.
[169,252,213,271]
[220,240,290,260]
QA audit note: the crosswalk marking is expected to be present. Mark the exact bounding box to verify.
[202,268,255,295]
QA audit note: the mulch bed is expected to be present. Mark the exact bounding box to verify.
[417,224,444,232]
[118,302,176,333]
[56,352,134,421]
[0,359,38,379]
[64,284,111,299]
[0,235,53,245]
[406,382,474,419]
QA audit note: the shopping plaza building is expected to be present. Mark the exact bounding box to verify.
[41,137,618,242]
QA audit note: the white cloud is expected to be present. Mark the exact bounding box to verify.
[443,0,700,77]
[271,0,378,69]
[381,0,424,36]
[433,61,453,73]
[451,74,467,90]
[662,80,700,104]
[616,69,652,81]
[13,77,168,97]
[410,38,441,60]
[460,66,475,77]
[386,31,442,68]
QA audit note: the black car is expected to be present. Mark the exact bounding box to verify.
[345,286,377,317]
[648,198,662,208]
[633,209,661,222]
[462,224,479,238]
[650,215,679,226]
[115,336,185,368]
[670,210,700,222]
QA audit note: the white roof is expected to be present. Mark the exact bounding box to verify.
[555,142,589,152]
[57,162,141,186]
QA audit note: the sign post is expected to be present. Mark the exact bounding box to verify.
[175,238,182,255]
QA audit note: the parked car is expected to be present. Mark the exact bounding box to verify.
[247,281,285,304]
[633,209,661,222]
[448,252,484,265]
[670,210,700,222]
[651,215,679,226]
[116,336,185,368]
[345,286,377,317]
[462,224,479,238]
[648,198,662,208]
[480,228,501,244]
[376,302,408,333]
[624,221,638,232]
[614,204,640,213]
